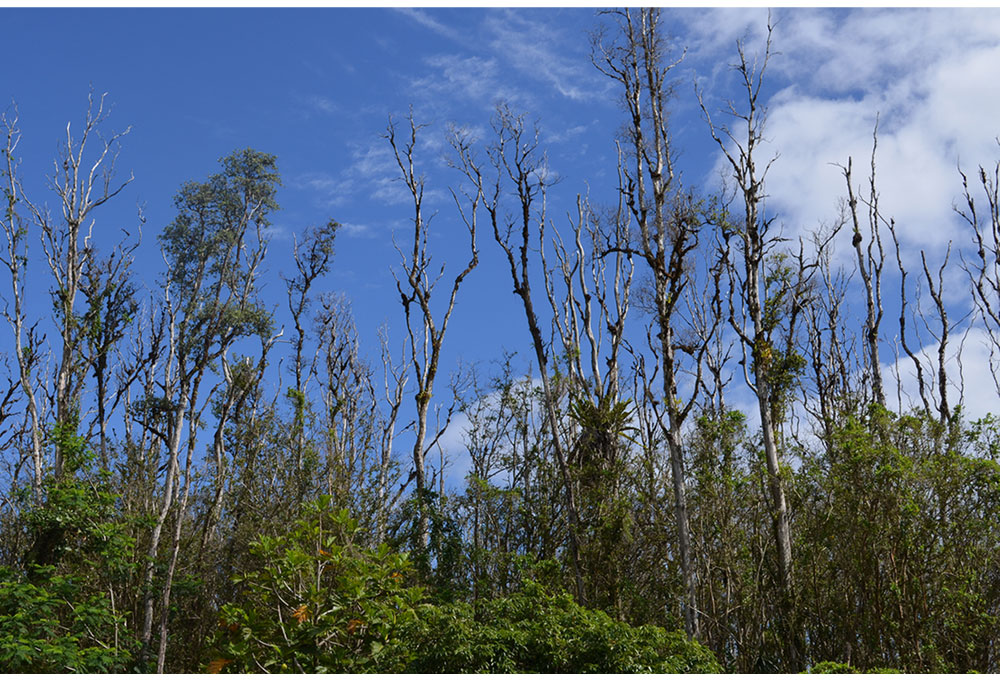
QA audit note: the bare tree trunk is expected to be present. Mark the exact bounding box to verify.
[593,8,709,636]
[0,109,45,498]
[376,326,408,544]
[387,112,478,555]
[841,123,888,408]
[700,20,804,669]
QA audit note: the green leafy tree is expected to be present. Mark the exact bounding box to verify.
[141,148,280,671]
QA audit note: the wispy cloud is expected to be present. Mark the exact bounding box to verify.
[394,8,463,44]
[412,54,522,110]
[338,222,377,240]
[545,123,589,145]
[295,172,354,208]
[485,10,606,103]
[263,224,292,242]
[304,95,339,115]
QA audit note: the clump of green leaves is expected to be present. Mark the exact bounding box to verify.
[0,566,135,672]
[209,498,720,673]
[211,497,423,673]
[804,661,902,674]
[391,578,721,673]
[1,458,139,672]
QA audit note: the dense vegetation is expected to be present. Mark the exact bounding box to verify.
[1,9,999,673]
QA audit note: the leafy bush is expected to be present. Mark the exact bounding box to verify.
[805,661,902,674]
[0,468,138,673]
[209,498,721,673]
[210,498,423,673]
[389,579,721,673]
[0,566,135,672]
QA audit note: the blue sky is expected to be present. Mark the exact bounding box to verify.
[5,7,1000,481]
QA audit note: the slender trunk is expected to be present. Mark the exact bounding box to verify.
[524,298,587,605]
[156,397,199,673]
[140,397,185,667]
[413,390,431,550]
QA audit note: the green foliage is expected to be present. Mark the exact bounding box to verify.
[48,421,92,479]
[797,406,1000,673]
[804,661,902,674]
[568,396,636,615]
[211,498,424,673]
[209,499,718,673]
[1,462,139,672]
[23,475,133,576]
[159,147,279,358]
[391,578,721,673]
[391,488,467,600]
[0,566,137,672]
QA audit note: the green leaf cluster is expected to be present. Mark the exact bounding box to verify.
[209,497,719,674]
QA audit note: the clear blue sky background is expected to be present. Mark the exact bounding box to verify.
[5,7,1000,481]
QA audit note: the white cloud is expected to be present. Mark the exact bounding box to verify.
[304,95,339,115]
[545,123,589,145]
[296,172,354,208]
[412,54,523,110]
[883,325,999,421]
[693,8,1000,267]
[338,222,377,240]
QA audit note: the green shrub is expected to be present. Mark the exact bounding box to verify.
[209,498,721,674]
[0,566,135,672]
[0,468,138,673]
[805,661,903,674]
[390,579,721,673]
[210,498,423,673]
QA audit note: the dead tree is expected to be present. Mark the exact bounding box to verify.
[285,220,338,490]
[452,105,588,604]
[0,107,45,497]
[593,7,709,638]
[375,325,409,544]
[545,191,635,404]
[699,20,807,669]
[850,126,888,406]
[891,225,963,422]
[803,233,855,446]
[23,92,133,479]
[958,146,1000,401]
[387,112,478,554]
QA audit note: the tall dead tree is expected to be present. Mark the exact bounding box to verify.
[79,236,140,468]
[700,20,806,669]
[545,191,635,404]
[24,92,133,479]
[891,225,961,422]
[387,112,478,554]
[375,325,409,545]
[835,120,888,409]
[593,7,710,638]
[958,147,1000,401]
[0,107,45,498]
[453,105,588,604]
[285,220,338,493]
